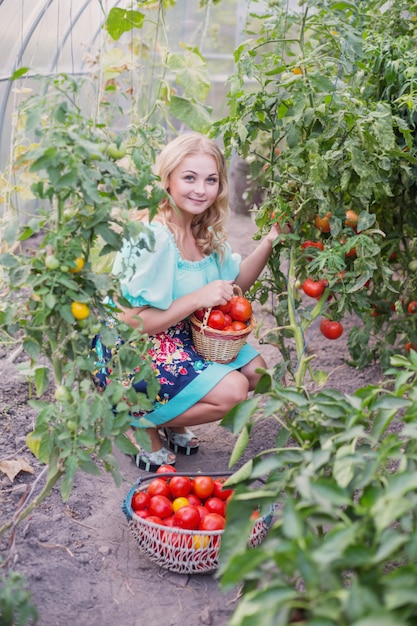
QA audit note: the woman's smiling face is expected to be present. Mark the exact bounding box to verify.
[167,153,220,219]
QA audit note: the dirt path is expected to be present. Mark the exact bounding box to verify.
[0,212,381,626]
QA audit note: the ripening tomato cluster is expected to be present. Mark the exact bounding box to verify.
[194,294,252,332]
[131,468,234,533]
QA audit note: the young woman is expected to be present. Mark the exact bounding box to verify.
[94,133,280,471]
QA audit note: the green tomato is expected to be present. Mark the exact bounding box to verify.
[45,254,60,270]
[106,143,127,160]
[54,385,71,403]
[408,260,417,272]
[60,265,69,273]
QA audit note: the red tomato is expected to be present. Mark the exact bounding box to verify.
[223,313,233,326]
[301,240,324,251]
[320,319,344,340]
[163,515,176,527]
[195,505,209,522]
[169,475,192,499]
[147,478,170,498]
[207,310,226,330]
[302,278,327,299]
[229,296,252,322]
[148,495,173,519]
[146,515,164,525]
[407,301,417,314]
[214,301,231,314]
[192,476,215,500]
[199,513,226,531]
[131,490,150,512]
[194,309,206,322]
[231,320,247,331]
[173,505,200,530]
[187,493,202,507]
[156,465,177,481]
[135,509,150,519]
[405,342,417,352]
[205,497,226,517]
[213,478,234,501]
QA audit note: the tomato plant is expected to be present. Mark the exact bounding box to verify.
[214,0,417,379]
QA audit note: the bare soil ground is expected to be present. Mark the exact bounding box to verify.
[0,212,382,626]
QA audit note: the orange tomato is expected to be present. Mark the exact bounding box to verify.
[345,210,359,228]
[314,212,332,233]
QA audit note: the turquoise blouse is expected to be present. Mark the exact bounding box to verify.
[112,222,242,308]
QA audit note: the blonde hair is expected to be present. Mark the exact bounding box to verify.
[154,133,230,257]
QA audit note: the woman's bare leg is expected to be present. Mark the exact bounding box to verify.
[133,359,266,453]
[239,354,267,391]
[162,369,250,429]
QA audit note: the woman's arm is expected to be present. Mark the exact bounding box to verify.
[117,279,235,335]
[234,226,280,293]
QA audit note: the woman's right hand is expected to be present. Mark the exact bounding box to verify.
[196,280,235,310]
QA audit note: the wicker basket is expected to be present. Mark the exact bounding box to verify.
[190,287,256,364]
[122,473,274,575]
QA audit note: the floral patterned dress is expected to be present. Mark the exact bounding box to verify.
[92,222,259,428]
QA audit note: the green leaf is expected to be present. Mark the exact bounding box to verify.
[312,523,360,566]
[79,460,101,475]
[282,498,303,539]
[105,8,145,41]
[221,397,259,435]
[11,66,30,80]
[169,96,212,133]
[60,456,78,501]
[168,51,211,101]
[22,338,41,360]
[229,425,250,466]
[34,367,49,397]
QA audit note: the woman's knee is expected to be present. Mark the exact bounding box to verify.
[241,355,267,390]
[210,371,249,410]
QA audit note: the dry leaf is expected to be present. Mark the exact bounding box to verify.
[0,457,34,482]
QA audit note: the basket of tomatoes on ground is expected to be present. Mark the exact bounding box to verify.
[122,468,271,574]
[190,285,256,364]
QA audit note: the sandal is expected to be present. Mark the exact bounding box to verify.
[161,427,200,456]
[124,429,176,472]
[135,446,176,472]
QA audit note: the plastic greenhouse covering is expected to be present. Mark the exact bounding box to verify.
[0,0,253,172]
